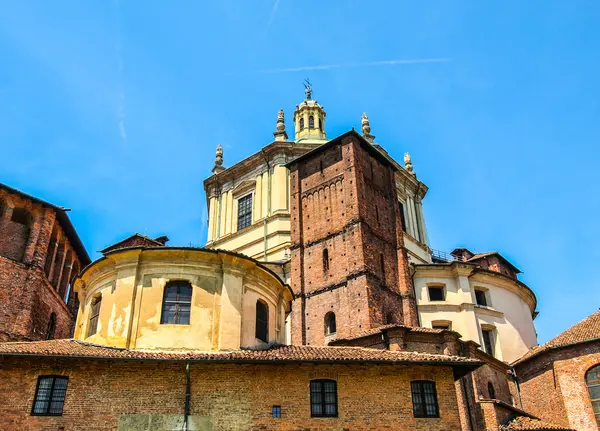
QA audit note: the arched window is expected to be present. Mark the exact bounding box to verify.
[487,382,496,399]
[319,117,323,132]
[300,118,305,129]
[309,115,315,128]
[161,281,192,325]
[324,312,336,336]
[323,248,329,272]
[87,295,102,338]
[45,313,56,340]
[256,300,269,342]
[310,379,338,417]
[586,364,600,425]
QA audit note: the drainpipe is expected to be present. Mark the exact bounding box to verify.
[261,150,271,261]
[510,367,523,409]
[460,376,475,431]
[183,361,191,431]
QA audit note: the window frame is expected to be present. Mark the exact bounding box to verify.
[255,299,269,343]
[474,288,489,307]
[398,200,407,232]
[237,193,253,231]
[272,405,281,418]
[481,328,495,357]
[324,312,336,336]
[86,295,102,338]
[45,313,56,340]
[160,281,193,325]
[31,375,69,416]
[323,248,329,272]
[309,115,315,129]
[310,379,338,418]
[428,286,445,302]
[411,380,440,418]
[487,382,496,399]
[586,365,600,426]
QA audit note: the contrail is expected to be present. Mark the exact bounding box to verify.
[233,58,450,75]
[266,0,280,31]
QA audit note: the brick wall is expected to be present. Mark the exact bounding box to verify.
[514,341,600,430]
[0,188,84,341]
[289,135,418,345]
[0,357,464,431]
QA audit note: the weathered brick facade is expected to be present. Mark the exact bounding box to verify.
[512,340,600,430]
[288,131,417,346]
[0,357,464,431]
[0,185,89,342]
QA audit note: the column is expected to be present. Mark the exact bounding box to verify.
[207,196,217,242]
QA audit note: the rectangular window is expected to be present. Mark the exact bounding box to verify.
[272,405,281,418]
[482,329,495,357]
[86,296,102,337]
[475,290,488,306]
[237,194,253,231]
[428,286,445,301]
[399,201,407,232]
[31,376,68,416]
[310,380,338,417]
[432,322,451,330]
[411,381,439,418]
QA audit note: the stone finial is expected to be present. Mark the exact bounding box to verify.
[404,152,416,177]
[212,144,226,174]
[273,109,289,141]
[361,113,375,142]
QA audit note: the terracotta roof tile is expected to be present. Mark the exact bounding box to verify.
[514,309,600,365]
[0,339,481,366]
[329,324,446,344]
[499,417,574,430]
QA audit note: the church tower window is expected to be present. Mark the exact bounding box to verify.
[300,118,305,129]
[309,115,315,128]
[323,248,329,272]
[324,312,336,336]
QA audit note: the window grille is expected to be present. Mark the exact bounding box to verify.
[31,376,68,416]
[237,194,253,231]
[161,281,192,325]
[310,380,338,417]
[411,381,439,418]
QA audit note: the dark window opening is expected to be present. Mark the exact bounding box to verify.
[385,312,395,324]
[324,312,336,336]
[45,313,56,340]
[310,379,338,417]
[482,329,495,357]
[319,117,323,131]
[319,160,323,173]
[475,290,488,306]
[160,281,192,325]
[380,254,385,278]
[300,118,305,129]
[488,382,496,399]
[399,201,407,232]
[411,381,439,418]
[432,322,450,330]
[31,376,68,416]
[11,208,32,225]
[237,194,253,231]
[256,300,269,342]
[323,248,329,272]
[272,405,281,418]
[375,206,379,224]
[86,296,102,337]
[309,115,315,128]
[428,286,445,301]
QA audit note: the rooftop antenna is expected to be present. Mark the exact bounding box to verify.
[303,78,312,100]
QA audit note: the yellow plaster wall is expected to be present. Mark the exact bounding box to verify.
[73,248,292,351]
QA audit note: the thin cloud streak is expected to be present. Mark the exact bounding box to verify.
[230,58,451,76]
[266,0,280,31]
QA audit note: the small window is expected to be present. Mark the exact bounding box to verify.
[300,118,305,129]
[319,117,323,132]
[323,248,329,272]
[256,300,269,342]
[272,405,281,418]
[399,201,407,232]
[237,194,253,231]
[31,376,68,416]
[310,379,338,417]
[161,281,192,325]
[411,381,439,418]
[86,296,102,337]
[488,382,496,399]
[586,365,600,426]
[45,313,56,340]
[482,329,495,357]
[309,115,315,128]
[432,321,451,330]
[324,312,336,336]
[11,208,31,225]
[475,289,488,306]
[428,286,445,301]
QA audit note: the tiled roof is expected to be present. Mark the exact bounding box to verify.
[0,339,481,367]
[329,324,446,344]
[499,417,574,430]
[514,309,600,365]
[467,251,521,273]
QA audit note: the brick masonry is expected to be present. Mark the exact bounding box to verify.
[512,340,600,430]
[288,134,418,346]
[0,188,85,341]
[0,357,463,431]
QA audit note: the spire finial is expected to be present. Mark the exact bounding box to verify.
[273,109,288,141]
[404,152,416,177]
[361,113,375,143]
[212,144,226,174]
[304,79,312,100]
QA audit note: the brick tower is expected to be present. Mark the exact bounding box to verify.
[0,184,90,341]
[287,130,418,346]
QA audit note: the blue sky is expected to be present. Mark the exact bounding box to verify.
[1,1,599,343]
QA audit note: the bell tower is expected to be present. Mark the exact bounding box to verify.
[293,80,327,143]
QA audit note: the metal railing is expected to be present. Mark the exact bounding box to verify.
[430,249,465,263]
